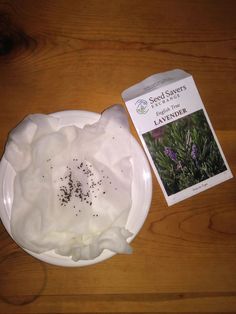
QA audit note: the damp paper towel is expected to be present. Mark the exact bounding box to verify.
[4,105,133,261]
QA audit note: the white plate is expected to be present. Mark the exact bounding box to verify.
[0,110,152,267]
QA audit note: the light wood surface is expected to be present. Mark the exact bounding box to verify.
[0,1,235,313]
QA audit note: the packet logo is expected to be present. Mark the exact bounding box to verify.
[136,99,149,114]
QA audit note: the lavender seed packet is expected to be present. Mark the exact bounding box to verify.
[122,69,233,206]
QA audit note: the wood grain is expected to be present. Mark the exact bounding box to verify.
[0,0,235,313]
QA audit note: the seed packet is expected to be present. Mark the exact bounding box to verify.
[122,69,233,205]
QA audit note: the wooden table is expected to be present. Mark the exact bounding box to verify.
[0,1,235,313]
